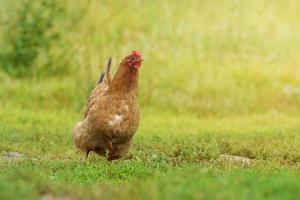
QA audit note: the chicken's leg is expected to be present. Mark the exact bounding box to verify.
[85,150,91,159]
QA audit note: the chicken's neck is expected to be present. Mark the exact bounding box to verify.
[107,65,139,96]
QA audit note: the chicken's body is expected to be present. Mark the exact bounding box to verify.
[73,51,143,160]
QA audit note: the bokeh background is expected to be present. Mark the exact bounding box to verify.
[1,0,299,116]
[1,1,300,199]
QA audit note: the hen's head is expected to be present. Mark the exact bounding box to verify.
[125,51,144,70]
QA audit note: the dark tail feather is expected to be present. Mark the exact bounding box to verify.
[98,73,105,84]
[106,56,112,75]
[98,57,112,84]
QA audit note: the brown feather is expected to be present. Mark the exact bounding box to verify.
[73,54,142,161]
[84,58,113,118]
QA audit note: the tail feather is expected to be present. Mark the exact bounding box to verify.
[98,73,105,84]
[98,57,112,84]
[106,56,112,75]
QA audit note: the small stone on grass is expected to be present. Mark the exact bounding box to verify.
[4,152,23,161]
[220,154,252,165]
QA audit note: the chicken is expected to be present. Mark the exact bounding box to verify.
[73,51,143,161]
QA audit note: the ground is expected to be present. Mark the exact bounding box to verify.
[0,0,300,199]
[0,102,300,199]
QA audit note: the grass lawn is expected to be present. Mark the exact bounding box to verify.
[1,103,300,199]
[1,0,300,199]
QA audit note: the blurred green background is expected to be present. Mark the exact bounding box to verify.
[1,0,299,116]
[1,0,300,199]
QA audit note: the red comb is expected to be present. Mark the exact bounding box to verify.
[132,50,142,57]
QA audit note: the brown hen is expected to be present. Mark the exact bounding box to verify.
[73,51,143,161]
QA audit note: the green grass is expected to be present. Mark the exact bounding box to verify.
[0,0,300,199]
[0,105,300,199]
